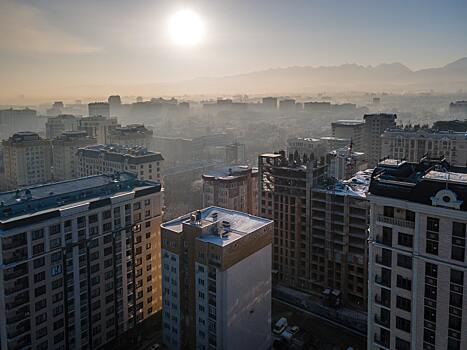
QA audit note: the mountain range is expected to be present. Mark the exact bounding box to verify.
[158,57,467,95]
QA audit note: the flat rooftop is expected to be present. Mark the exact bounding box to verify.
[203,165,257,180]
[0,173,161,222]
[332,120,364,126]
[161,206,272,247]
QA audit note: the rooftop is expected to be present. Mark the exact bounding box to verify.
[0,173,161,223]
[369,157,467,210]
[203,165,257,181]
[161,206,272,247]
[332,120,364,126]
[383,128,467,139]
[78,144,163,162]
[315,169,372,198]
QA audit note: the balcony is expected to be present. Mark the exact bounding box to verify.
[3,264,28,281]
[377,215,415,229]
[374,315,390,328]
[5,291,29,310]
[3,247,28,265]
[375,295,391,308]
[375,275,391,288]
[7,333,31,350]
[375,255,392,267]
[6,305,30,325]
[7,319,31,339]
[4,277,29,296]
[373,334,390,349]
[2,235,27,250]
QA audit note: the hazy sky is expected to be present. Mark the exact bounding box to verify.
[1,0,467,101]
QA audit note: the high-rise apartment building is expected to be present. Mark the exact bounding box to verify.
[52,131,96,181]
[0,109,46,141]
[0,173,163,350]
[381,128,467,166]
[108,124,154,149]
[202,165,258,215]
[88,102,110,118]
[46,114,80,139]
[287,137,328,162]
[367,157,467,350]
[449,101,467,117]
[262,97,278,110]
[79,116,119,144]
[161,207,273,350]
[363,113,397,167]
[2,132,53,189]
[327,146,367,180]
[258,151,371,310]
[331,120,364,152]
[77,144,163,182]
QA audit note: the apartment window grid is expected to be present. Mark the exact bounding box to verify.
[447,269,464,350]
[423,262,438,350]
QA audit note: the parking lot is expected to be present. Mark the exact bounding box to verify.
[272,298,366,350]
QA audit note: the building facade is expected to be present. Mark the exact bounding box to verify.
[46,115,80,139]
[0,173,163,350]
[363,113,397,167]
[2,132,53,189]
[77,144,163,182]
[107,125,154,149]
[331,120,364,153]
[368,158,467,350]
[79,116,119,145]
[52,131,96,181]
[327,146,367,180]
[381,128,467,166]
[202,165,258,215]
[161,207,273,350]
[287,137,328,162]
[88,102,110,118]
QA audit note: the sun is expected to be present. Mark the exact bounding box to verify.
[168,9,205,47]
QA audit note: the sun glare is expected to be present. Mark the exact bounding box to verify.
[168,9,205,47]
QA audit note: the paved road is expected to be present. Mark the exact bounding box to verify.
[272,298,367,350]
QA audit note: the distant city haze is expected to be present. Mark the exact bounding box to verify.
[1,0,467,103]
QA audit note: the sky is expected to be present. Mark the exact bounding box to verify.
[1,0,467,102]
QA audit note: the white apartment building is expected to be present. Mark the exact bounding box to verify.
[0,173,163,350]
[381,128,467,166]
[77,144,163,182]
[51,131,96,181]
[287,137,329,162]
[368,158,467,350]
[327,146,367,180]
[2,132,53,189]
[46,114,80,139]
[161,207,273,350]
[202,165,258,215]
[79,116,119,144]
[0,109,47,142]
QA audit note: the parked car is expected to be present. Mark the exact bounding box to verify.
[281,326,300,342]
[273,317,288,335]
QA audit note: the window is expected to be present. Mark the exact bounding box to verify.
[397,254,412,269]
[452,222,466,237]
[426,217,439,232]
[34,271,46,283]
[34,257,45,268]
[33,243,45,255]
[50,224,61,235]
[36,313,47,325]
[451,246,465,262]
[35,285,46,297]
[449,315,462,331]
[425,263,438,278]
[395,337,410,350]
[397,232,413,248]
[426,239,438,255]
[35,299,47,311]
[450,269,464,285]
[424,306,436,322]
[396,296,411,312]
[396,316,411,333]
[32,229,44,240]
[383,206,394,218]
[396,275,411,291]
[425,285,437,300]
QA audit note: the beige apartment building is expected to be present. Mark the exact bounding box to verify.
[161,207,273,350]
[202,165,258,215]
[363,113,397,167]
[46,114,80,139]
[0,173,163,350]
[368,157,467,350]
[107,124,154,149]
[381,128,467,166]
[2,132,53,189]
[258,151,371,311]
[79,116,119,144]
[76,144,163,182]
[52,131,96,181]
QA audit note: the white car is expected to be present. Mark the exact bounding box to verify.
[273,317,288,335]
